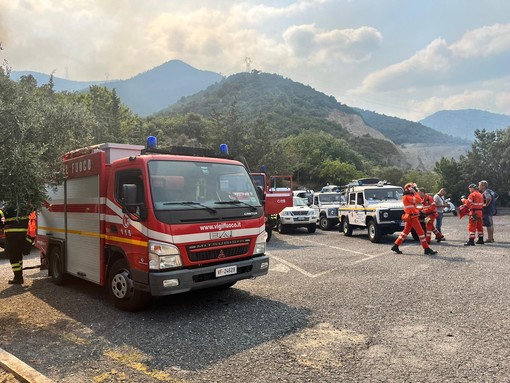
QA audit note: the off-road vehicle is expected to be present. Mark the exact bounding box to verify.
[310,192,344,230]
[338,179,405,242]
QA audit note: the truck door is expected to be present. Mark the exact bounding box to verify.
[348,192,358,224]
[66,175,101,283]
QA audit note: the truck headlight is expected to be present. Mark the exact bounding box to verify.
[254,232,266,255]
[149,241,182,270]
[328,208,337,216]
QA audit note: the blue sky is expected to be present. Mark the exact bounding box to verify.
[1,0,509,121]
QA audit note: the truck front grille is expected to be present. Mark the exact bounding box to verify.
[186,238,251,262]
[379,209,404,221]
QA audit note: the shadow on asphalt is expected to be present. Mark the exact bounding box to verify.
[15,274,311,373]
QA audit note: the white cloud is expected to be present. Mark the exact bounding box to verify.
[356,23,510,93]
[283,24,382,64]
[451,23,510,58]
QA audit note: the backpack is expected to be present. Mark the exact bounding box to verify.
[485,189,497,215]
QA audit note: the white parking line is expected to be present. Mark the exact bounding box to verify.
[267,237,390,278]
[290,237,369,256]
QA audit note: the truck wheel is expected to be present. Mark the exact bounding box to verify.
[319,215,332,230]
[367,220,381,243]
[342,217,353,236]
[307,224,316,233]
[277,217,287,234]
[108,259,150,311]
[50,246,67,285]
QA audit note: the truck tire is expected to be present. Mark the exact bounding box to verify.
[307,224,316,233]
[277,217,288,234]
[342,217,353,236]
[367,220,381,243]
[108,259,150,311]
[49,246,67,285]
[319,215,332,230]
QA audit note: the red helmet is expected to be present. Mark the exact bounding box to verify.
[404,182,417,190]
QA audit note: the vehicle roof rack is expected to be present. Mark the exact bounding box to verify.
[141,146,232,159]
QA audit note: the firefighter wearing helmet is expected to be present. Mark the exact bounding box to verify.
[0,202,31,284]
[461,183,484,246]
[391,183,438,255]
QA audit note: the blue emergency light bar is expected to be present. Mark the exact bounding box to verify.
[219,144,229,155]
[147,136,158,149]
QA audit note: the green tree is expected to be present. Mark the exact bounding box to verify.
[319,160,360,186]
[463,128,510,205]
[0,71,95,213]
[433,157,466,204]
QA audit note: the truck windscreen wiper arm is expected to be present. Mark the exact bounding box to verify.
[163,201,217,214]
[215,200,258,211]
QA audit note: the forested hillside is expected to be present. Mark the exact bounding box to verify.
[355,108,468,145]
[157,72,409,178]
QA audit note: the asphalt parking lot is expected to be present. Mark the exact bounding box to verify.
[1,210,509,382]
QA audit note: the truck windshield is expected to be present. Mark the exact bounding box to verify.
[365,188,403,202]
[318,194,343,204]
[148,160,260,211]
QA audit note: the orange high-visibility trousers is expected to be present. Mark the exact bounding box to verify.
[395,216,430,249]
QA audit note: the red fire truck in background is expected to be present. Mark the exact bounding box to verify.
[36,138,269,311]
[250,173,293,241]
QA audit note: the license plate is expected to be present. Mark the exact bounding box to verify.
[295,217,307,221]
[215,265,237,278]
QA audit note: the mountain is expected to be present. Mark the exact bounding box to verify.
[98,60,223,116]
[420,109,510,140]
[11,60,223,116]
[10,71,105,91]
[354,108,467,145]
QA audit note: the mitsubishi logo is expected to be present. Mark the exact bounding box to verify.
[218,250,226,258]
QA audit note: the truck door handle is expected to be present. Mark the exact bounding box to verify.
[110,225,118,233]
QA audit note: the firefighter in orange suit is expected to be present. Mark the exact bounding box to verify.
[462,183,484,246]
[418,188,445,243]
[391,183,438,255]
[0,203,30,284]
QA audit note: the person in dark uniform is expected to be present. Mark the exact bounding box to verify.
[0,203,30,284]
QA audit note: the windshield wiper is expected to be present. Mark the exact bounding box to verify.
[215,200,258,211]
[163,201,217,214]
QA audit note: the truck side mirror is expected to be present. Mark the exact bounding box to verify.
[256,185,265,204]
[122,184,147,221]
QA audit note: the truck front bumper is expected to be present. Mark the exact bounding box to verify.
[143,255,270,296]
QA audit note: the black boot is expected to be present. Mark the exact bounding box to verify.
[464,239,475,246]
[424,248,438,255]
[391,244,402,254]
[8,271,24,285]
[476,237,485,245]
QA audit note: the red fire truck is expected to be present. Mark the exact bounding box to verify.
[36,139,269,311]
[250,173,293,241]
